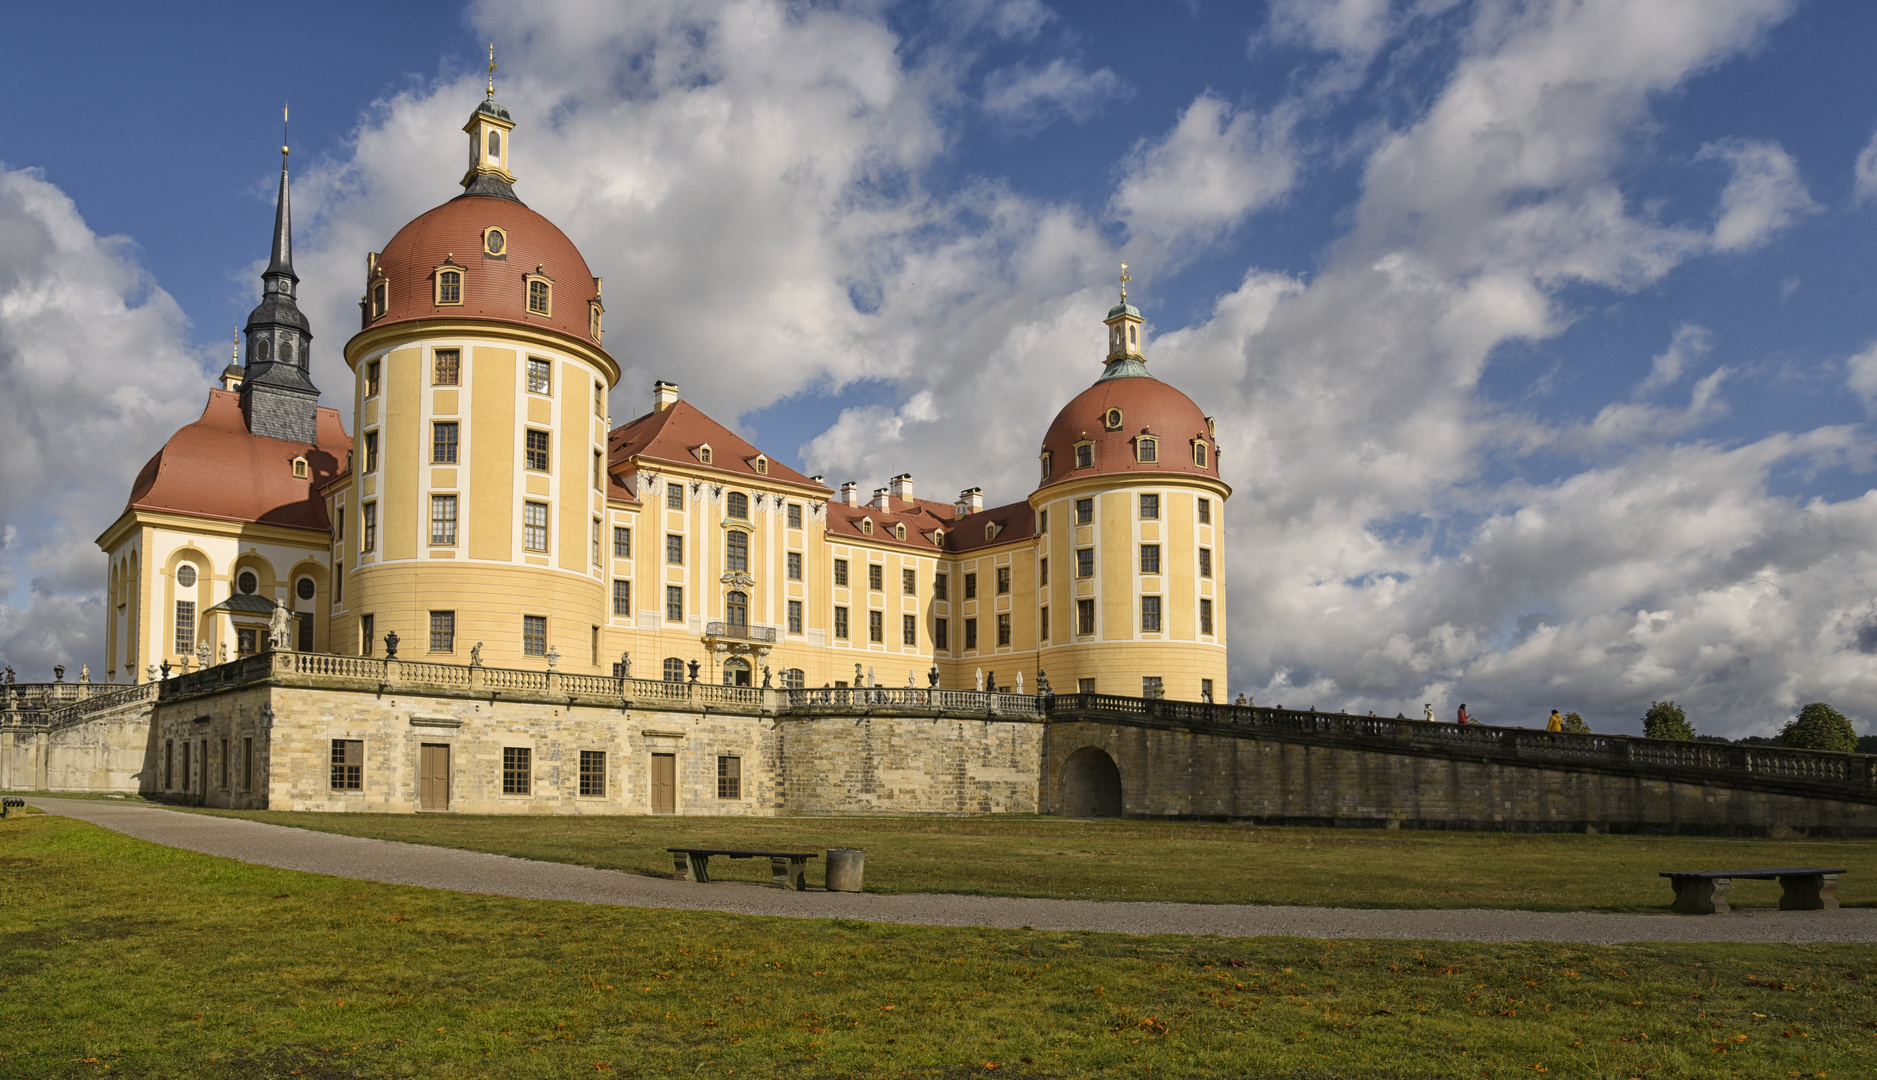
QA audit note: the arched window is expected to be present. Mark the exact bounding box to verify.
[527,279,550,315]
[726,491,749,519]
[860,518,873,535]
[371,281,388,319]
[725,590,748,627]
[784,667,805,689]
[1193,441,1209,468]
[663,657,685,682]
[1129,325,1137,346]
[438,269,462,305]
[725,531,749,573]
[1075,442,1094,469]
[894,523,906,540]
[722,657,751,686]
[1040,451,1052,481]
[484,227,506,256]
[488,130,501,160]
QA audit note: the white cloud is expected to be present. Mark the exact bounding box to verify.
[1110,94,1297,247]
[1699,138,1820,251]
[1265,0,1394,60]
[1847,339,1877,413]
[1638,322,1712,393]
[1854,128,1877,205]
[982,59,1129,131]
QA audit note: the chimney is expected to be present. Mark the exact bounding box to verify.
[872,488,891,511]
[955,486,983,518]
[888,472,914,502]
[840,481,860,507]
[652,380,680,412]
[808,474,826,487]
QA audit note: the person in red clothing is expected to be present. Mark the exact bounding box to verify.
[1456,703,1473,725]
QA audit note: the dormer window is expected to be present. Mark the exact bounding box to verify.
[753,455,768,475]
[860,518,873,535]
[370,280,388,320]
[436,266,464,306]
[894,523,906,540]
[1074,440,1095,469]
[697,444,713,465]
[1193,440,1209,468]
[291,455,309,480]
[589,300,604,342]
[1040,450,1052,481]
[933,528,945,547]
[986,521,1001,541]
[1136,437,1158,464]
[1104,408,1123,431]
[525,274,552,316]
[483,227,507,257]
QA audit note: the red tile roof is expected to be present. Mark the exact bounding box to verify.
[608,401,824,490]
[1039,372,1218,490]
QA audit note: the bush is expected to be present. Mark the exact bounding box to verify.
[1779,703,1857,754]
[1642,700,1695,741]
[1560,712,1591,733]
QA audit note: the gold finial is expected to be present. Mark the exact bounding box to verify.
[488,43,497,98]
[1119,262,1131,301]
[232,331,239,363]
[281,103,289,156]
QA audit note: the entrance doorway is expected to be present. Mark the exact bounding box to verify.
[1061,746,1123,817]
[722,657,751,687]
[419,744,451,810]
[651,753,676,814]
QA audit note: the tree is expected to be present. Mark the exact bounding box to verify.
[1779,703,1857,754]
[1642,700,1695,741]
[1561,712,1591,734]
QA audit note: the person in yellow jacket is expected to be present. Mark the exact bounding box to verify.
[1547,709,1564,732]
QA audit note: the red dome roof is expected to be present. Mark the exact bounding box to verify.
[1038,369,1217,490]
[364,193,604,347]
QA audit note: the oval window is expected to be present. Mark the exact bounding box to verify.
[1104,408,1123,431]
[485,228,506,256]
[176,565,197,587]
[280,339,294,363]
[257,339,271,361]
[296,578,315,601]
[238,571,258,595]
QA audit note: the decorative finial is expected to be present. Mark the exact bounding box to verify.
[232,332,239,364]
[488,43,497,98]
[282,102,289,157]
[1119,262,1131,302]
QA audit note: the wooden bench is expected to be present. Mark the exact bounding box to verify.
[1660,867,1846,915]
[668,848,818,892]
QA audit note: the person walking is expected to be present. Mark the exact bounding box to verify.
[1456,703,1472,726]
[1547,709,1563,732]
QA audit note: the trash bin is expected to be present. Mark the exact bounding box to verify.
[825,847,865,892]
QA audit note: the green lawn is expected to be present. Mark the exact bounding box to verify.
[169,806,1877,912]
[2,814,1874,1079]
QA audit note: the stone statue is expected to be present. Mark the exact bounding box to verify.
[762,666,772,688]
[986,670,996,694]
[1423,703,1433,723]
[218,642,228,664]
[1235,693,1247,707]
[1036,671,1051,695]
[545,646,561,671]
[3,666,13,684]
[79,664,90,684]
[146,664,157,683]
[617,651,629,679]
[268,604,291,651]
[975,667,983,692]
[178,654,192,674]
[1014,671,1023,694]
[54,664,66,682]
[907,670,915,687]
[196,639,212,670]
[469,641,484,666]
[928,665,940,688]
[855,663,864,687]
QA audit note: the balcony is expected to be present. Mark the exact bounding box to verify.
[704,622,779,643]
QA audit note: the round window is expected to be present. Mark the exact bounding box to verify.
[176,565,197,588]
[296,578,315,601]
[238,571,258,595]
[486,228,506,255]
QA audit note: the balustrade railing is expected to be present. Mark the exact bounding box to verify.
[703,622,779,643]
[783,686,1045,717]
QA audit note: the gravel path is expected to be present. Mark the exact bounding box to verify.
[26,797,1877,945]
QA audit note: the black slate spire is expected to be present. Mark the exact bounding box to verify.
[240,144,320,444]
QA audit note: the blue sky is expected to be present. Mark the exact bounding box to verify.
[4,0,1877,736]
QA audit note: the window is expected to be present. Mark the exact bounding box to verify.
[594,451,604,491]
[1201,678,1215,703]
[1076,497,1094,524]
[613,527,632,559]
[174,600,195,655]
[334,563,343,603]
[523,502,549,552]
[1079,677,1096,694]
[868,610,884,643]
[522,615,547,656]
[430,495,457,545]
[429,610,455,652]
[834,559,849,587]
[363,503,377,552]
[1199,548,1212,578]
[663,657,685,681]
[902,568,917,595]
[997,612,1011,647]
[726,531,748,573]
[717,756,741,800]
[698,446,713,465]
[364,431,379,472]
[594,381,605,416]
[1141,595,1162,633]
[503,746,532,795]
[165,741,173,788]
[592,519,602,566]
[1077,598,1095,635]
[1104,408,1123,431]
[580,751,606,797]
[360,614,375,655]
[365,360,381,396]
[754,456,768,474]
[1076,548,1093,578]
[1039,509,1048,532]
[292,456,309,479]
[964,618,978,650]
[1040,451,1052,481]
[1140,493,1159,520]
[787,551,802,581]
[297,613,314,652]
[726,492,749,519]
[934,618,948,649]
[527,357,551,394]
[484,225,506,255]
[1140,544,1160,575]
[868,564,883,591]
[666,586,684,622]
[667,482,685,510]
[784,668,805,689]
[371,281,388,319]
[1200,597,1214,636]
[787,599,803,634]
[1143,676,1164,700]
[243,737,253,789]
[1193,441,1208,468]
[237,571,258,594]
[613,579,631,617]
[666,534,684,565]
[330,740,363,790]
[996,567,1011,595]
[1039,606,1050,641]
[964,572,978,599]
[437,270,463,306]
[297,577,316,601]
[860,518,872,535]
[1075,443,1094,469]
[1039,558,1049,587]
[1137,437,1158,463]
[525,429,550,471]
[590,301,604,342]
[894,523,906,541]
[934,573,948,600]
[725,590,748,627]
[527,278,551,316]
[787,503,803,529]
[834,606,849,639]
[903,614,917,647]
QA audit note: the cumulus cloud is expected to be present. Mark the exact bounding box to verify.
[1700,138,1820,251]
[1110,94,1297,247]
[1847,339,1877,413]
[1265,0,1394,61]
[982,59,1130,132]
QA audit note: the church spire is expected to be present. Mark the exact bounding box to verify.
[240,113,320,444]
[460,44,522,202]
[265,108,297,284]
[1101,262,1147,374]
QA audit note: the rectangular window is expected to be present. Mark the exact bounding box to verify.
[361,614,375,656]
[833,558,849,587]
[219,737,228,789]
[335,562,343,604]
[997,612,1011,647]
[934,573,948,600]
[1140,493,1159,520]
[1076,548,1093,578]
[1039,509,1049,533]
[613,526,632,559]
[1039,557,1048,587]
[173,600,195,655]
[667,481,685,510]
[1077,598,1095,635]
[964,572,978,599]
[579,751,606,797]
[717,756,741,800]
[1141,595,1162,633]
[503,746,532,795]
[519,614,549,656]
[833,605,849,639]
[297,612,314,652]
[528,279,550,315]
[429,610,455,653]
[432,421,458,464]
[665,533,683,565]
[725,530,748,573]
[787,503,803,529]
[787,599,803,634]
[594,381,605,417]
[868,564,883,591]
[1143,676,1165,700]
[433,348,460,385]
[430,494,457,545]
[330,739,363,790]
[1140,544,1160,575]
[1199,548,1212,578]
[165,740,173,788]
[964,618,978,650]
[242,736,253,789]
[592,519,602,567]
[902,568,917,595]
[1079,677,1096,694]
[527,357,551,394]
[935,617,949,650]
[363,503,377,553]
[364,431,379,473]
[523,502,549,552]
[1137,438,1158,463]
[996,567,1011,594]
[868,609,884,643]
[594,450,604,491]
[1040,606,1050,641]
[612,579,631,617]
[666,586,684,622]
[1202,678,1215,703]
[1197,498,1211,524]
[365,360,381,397]
[525,429,550,471]
[1076,497,1094,524]
[1200,597,1214,636]
[787,551,803,581]
[903,614,917,646]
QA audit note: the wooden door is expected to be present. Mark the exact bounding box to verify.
[651,753,676,814]
[420,744,451,811]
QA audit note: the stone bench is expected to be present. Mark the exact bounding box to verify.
[669,847,818,891]
[1660,867,1846,914]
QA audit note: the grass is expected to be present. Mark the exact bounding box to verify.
[163,806,1877,912]
[2,814,1875,1079]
